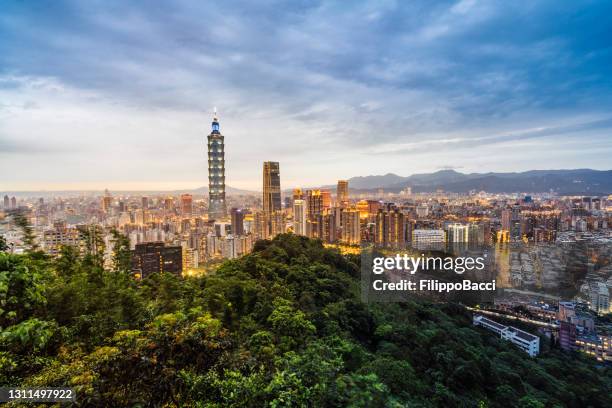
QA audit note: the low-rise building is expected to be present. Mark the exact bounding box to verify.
[473,314,540,357]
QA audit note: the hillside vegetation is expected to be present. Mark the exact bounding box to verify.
[1,234,610,407]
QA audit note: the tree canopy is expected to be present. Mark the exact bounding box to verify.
[0,233,610,407]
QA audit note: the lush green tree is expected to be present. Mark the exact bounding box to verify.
[0,235,8,252]
[12,212,39,252]
[110,229,131,273]
[0,233,610,407]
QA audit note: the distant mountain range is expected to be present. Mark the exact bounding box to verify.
[337,169,612,195]
[4,169,611,197]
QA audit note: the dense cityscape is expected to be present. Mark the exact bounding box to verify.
[2,113,611,366]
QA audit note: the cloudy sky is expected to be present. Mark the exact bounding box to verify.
[1,0,611,191]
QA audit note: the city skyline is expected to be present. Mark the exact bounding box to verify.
[2,1,612,191]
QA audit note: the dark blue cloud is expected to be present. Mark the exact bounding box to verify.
[0,0,611,188]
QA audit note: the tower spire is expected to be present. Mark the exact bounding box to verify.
[211,107,220,133]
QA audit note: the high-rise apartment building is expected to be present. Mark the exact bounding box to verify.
[306,190,323,220]
[101,194,112,213]
[447,223,469,243]
[293,199,306,236]
[321,190,332,210]
[337,180,349,206]
[131,242,183,279]
[181,194,193,216]
[375,208,405,247]
[341,208,361,244]
[207,110,227,220]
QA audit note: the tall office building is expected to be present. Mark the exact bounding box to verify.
[293,199,306,236]
[10,197,16,209]
[181,194,193,216]
[263,162,281,216]
[337,180,349,206]
[262,162,282,238]
[207,110,227,220]
[231,208,245,236]
[3,195,9,209]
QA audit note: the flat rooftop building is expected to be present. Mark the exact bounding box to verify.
[473,314,540,357]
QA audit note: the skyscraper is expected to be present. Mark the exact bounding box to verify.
[337,180,349,206]
[207,110,227,220]
[263,161,282,237]
[263,162,281,216]
[4,195,9,209]
[181,194,193,216]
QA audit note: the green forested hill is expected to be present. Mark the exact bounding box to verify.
[1,234,610,407]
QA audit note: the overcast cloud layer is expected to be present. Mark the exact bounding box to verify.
[1,0,611,191]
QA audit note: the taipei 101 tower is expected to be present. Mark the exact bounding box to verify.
[207,108,227,220]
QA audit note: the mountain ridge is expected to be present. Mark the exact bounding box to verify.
[330,169,612,194]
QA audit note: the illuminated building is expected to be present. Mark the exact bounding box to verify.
[317,213,337,243]
[131,242,183,279]
[412,229,445,244]
[375,208,405,247]
[207,110,227,220]
[447,223,469,243]
[293,199,306,236]
[356,200,374,220]
[337,180,349,207]
[182,245,199,270]
[293,188,303,200]
[341,208,361,244]
[306,190,323,220]
[321,190,332,210]
[181,194,193,216]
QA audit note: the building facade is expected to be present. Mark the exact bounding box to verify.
[207,111,227,220]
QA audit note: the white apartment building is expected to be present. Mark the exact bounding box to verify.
[473,314,540,357]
